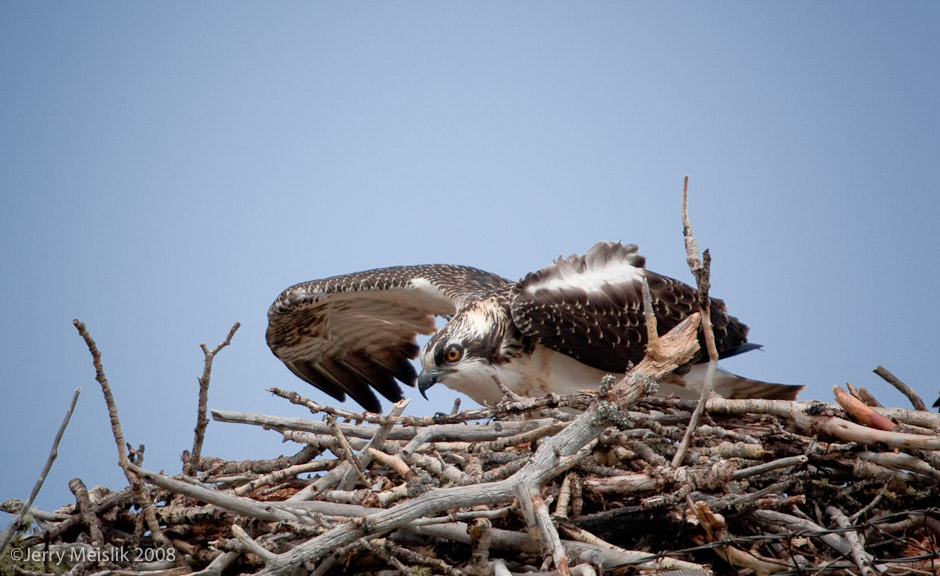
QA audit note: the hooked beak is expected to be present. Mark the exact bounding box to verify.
[417,369,441,399]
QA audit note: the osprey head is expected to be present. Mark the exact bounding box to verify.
[417,302,511,403]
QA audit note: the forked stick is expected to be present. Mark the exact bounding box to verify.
[672,176,720,467]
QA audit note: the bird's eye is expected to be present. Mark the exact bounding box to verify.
[444,344,463,363]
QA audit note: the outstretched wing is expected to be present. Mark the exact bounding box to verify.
[267,264,509,412]
[510,242,751,373]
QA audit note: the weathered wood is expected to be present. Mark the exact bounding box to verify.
[17,305,939,575]
[18,365,940,575]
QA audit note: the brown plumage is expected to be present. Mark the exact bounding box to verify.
[267,242,802,412]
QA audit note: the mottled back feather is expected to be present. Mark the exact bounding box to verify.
[511,242,751,373]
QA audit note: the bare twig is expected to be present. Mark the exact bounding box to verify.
[828,505,882,575]
[187,321,241,476]
[384,538,468,575]
[213,408,553,443]
[67,478,104,545]
[327,415,370,487]
[268,386,593,426]
[361,538,413,574]
[72,320,127,464]
[733,455,808,480]
[874,365,927,411]
[72,319,168,546]
[558,525,706,572]
[338,398,410,490]
[0,387,80,553]
[194,444,320,477]
[849,382,884,407]
[681,175,703,277]
[232,460,336,497]
[468,515,493,571]
[0,501,68,523]
[752,509,855,556]
[231,524,277,563]
[127,463,319,523]
[284,402,413,502]
[673,176,720,467]
[554,472,573,520]
[17,486,134,549]
[517,486,569,575]
[660,395,940,429]
[857,451,940,482]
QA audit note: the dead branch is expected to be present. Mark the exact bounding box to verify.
[337,399,410,491]
[516,488,568,574]
[673,175,719,467]
[0,387,80,553]
[127,463,317,524]
[826,506,881,575]
[834,385,898,431]
[72,319,169,547]
[187,322,240,476]
[873,364,927,411]
[67,478,104,546]
[211,409,555,443]
[327,415,370,487]
[268,386,593,427]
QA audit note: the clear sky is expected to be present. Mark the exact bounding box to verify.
[2,3,938,518]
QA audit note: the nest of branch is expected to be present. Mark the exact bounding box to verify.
[5,374,940,576]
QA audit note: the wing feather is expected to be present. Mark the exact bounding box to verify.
[511,242,751,373]
[267,264,508,412]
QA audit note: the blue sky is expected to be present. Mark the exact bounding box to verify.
[2,3,938,518]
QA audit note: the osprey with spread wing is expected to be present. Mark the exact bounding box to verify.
[266,242,801,412]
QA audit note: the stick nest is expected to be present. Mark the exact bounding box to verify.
[4,382,940,576]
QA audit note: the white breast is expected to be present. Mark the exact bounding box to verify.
[444,343,709,407]
[498,345,612,399]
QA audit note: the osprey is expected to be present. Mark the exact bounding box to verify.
[267,242,801,413]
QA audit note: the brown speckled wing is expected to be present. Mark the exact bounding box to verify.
[267,264,508,412]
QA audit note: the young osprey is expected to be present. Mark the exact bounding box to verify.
[266,242,801,413]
